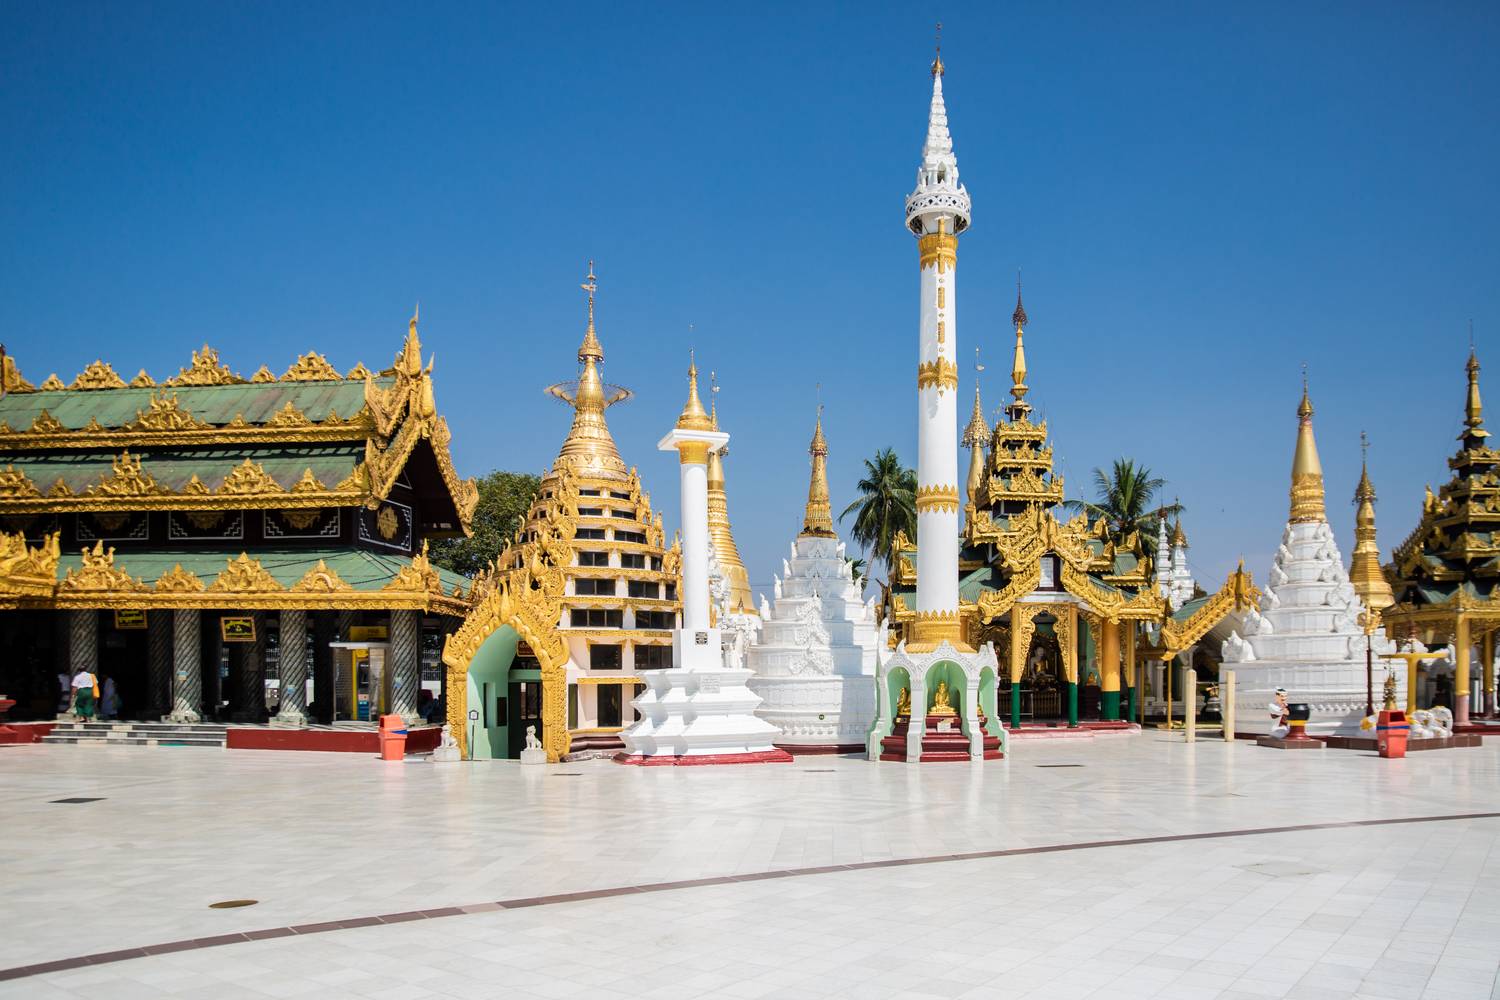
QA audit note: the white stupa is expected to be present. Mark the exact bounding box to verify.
[747,412,880,752]
[1220,383,1399,736]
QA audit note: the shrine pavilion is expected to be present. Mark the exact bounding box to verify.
[0,313,476,733]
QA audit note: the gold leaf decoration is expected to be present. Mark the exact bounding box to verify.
[182,475,211,496]
[266,401,311,428]
[0,465,41,500]
[207,552,283,593]
[38,374,64,391]
[129,392,207,432]
[290,559,352,592]
[281,352,342,382]
[129,369,156,387]
[1,356,35,393]
[217,458,282,495]
[68,360,127,391]
[250,365,277,383]
[154,564,206,593]
[346,362,373,380]
[289,468,327,494]
[86,451,165,497]
[29,411,65,434]
[164,345,243,387]
[59,541,146,593]
[46,477,73,497]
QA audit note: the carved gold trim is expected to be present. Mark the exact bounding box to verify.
[918,232,958,273]
[676,441,711,465]
[68,361,127,391]
[164,345,244,387]
[915,484,960,514]
[917,357,959,393]
[281,352,343,381]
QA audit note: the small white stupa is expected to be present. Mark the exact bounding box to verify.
[1220,381,1398,735]
[747,412,880,752]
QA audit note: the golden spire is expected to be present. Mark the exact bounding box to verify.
[1463,344,1488,440]
[1171,517,1188,548]
[578,260,603,364]
[675,351,715,431]
[802,405,836,537]
[397,304,423,377]
[963,349,989,509]
[1007,276,1031,418]
[931,20,944,78]
[548,264,628,477]
[703,374,755,612]
[1350,431,1394,610]
[1289,369,1326,523]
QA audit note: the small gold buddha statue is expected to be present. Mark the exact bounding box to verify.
[896,686,911,717]
[929,680,957,717]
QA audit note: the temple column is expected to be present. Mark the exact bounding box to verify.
[1481,629,1495,717]
[147,610,172,718]
[390,610,422,726]
[69,610,98,675]
[235,612,267,723]
[1100,618,1121,721]
[1125,622,1138,723]
[1065,605,1079,727]
[273,609,308,727]
[168,610,202,723]
[1009,605,1023,729]
[1455,614,1470,725]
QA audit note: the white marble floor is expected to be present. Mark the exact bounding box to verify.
[1,736,1498,999]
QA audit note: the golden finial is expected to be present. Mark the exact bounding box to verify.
[578,261,604,364]
[1464,336,1485,436]
[932,21,944,78]
[1290,369,1326,523]
[1172,516,1188,549]
[676,349,714,431]
[963,346,989,448]
[802,400,835,537]
[709,369,719,429]
[1008,273,1030,413]
[1350,429,1393,608]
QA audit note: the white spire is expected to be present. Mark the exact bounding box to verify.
[904,47,971,237]
[921,67,956,172]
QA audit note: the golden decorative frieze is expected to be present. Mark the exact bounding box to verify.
[0,465,41,500]
[915,484,960,514]
[154,564,207,593]
[68,361,127,391]
[164,345,244,387]
[1289,472,1325,524]
[291,559,352,592]
[89,451,166,498]
[918,231,958,272]
[266,401,312,428]
[917,357,959,393]
[59,542,146,594]
[130,392,207,432]
[217,458,282,495]
[0,531,61,602]
[281,352,343,382]
[208,553,283,593]
[30,411,64,434]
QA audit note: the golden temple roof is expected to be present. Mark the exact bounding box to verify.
[1289,377,1326,523]
[801,408,836,538]
[545,265,631,480]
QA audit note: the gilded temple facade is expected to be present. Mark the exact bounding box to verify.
[441,270,682,761]
[1386,349,1500,724]
[880,291,1259,733]
[0,316,477,727]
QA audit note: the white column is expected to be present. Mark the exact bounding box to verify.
[915,243,960,620]
[679,455,711,635]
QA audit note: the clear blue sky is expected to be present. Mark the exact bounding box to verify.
[4,3,1498,596]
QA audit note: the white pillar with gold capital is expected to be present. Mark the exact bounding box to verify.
[618,360,790,765]
[907,45,970,650]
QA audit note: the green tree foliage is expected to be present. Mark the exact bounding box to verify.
[1062,458,1181,546]
[429,471,541,577]
[839,447,917,584]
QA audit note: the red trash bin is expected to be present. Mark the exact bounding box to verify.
[378,713,408,761]
[1376,710,1409,759]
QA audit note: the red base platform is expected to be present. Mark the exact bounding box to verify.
[227,725,441,755]
[776,743,867,755]
[614,748,794,766]
[0,721,55,744]
[879,716,1003,762]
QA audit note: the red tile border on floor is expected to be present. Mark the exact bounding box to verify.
[2,810,1499,984]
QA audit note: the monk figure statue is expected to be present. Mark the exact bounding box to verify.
[895,686,911,718]
[930,680,957,717]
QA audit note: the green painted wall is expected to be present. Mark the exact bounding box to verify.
[466,626,519,759]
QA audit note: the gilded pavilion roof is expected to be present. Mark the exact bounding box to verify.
[0,318,478,531]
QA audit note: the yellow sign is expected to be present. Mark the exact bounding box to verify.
[221,616,256,643]
[114,609,147,630]
[349,625,389,642]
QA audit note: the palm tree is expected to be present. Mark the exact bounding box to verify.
[846,557,867,589]
[839,447,917,585]
[1062,458,1180,546]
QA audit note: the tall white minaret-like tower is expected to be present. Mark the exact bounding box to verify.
[906,43,972,651]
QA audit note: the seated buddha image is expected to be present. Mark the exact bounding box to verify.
[929,679,957,717]
[896,686,911,717]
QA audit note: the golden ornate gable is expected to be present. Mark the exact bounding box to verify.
[0,531,61,602]
[129,392,208,432]
[208,553,283,593]
[87,451,166,498]
[281,352,342,382]
[164,345,244,387]
[69,361,127,391]
[59,541,146,594]
[290,559,352,592]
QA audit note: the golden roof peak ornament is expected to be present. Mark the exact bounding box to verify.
[802,404,836,538]
[931,21,944,78]
[675,350,714,431]
[578,260,604,364]
[962,346,989,447]
[1290,368,1326,523]
[1350,430,1394,609]
[1008,274,1031,416]
[1172,516,1188,548]
[1463,340,1487,439]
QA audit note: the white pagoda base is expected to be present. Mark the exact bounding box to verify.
[617,627,792,765]
[1222,521,1398,737]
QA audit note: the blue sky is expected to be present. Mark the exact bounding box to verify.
[3,2,1498,596]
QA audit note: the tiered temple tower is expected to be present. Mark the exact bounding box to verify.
[747,412,879,751]
[1219,381,1396,735]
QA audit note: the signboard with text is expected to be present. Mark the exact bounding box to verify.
[220,616,256,643]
